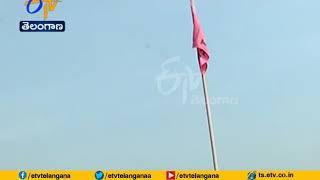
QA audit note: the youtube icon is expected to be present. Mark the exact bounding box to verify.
[166,171,175,180]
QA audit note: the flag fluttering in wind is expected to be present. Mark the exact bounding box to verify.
[189,0,219,170]
[190,0,210,74]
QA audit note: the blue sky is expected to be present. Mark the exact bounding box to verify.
[0,0,319,169]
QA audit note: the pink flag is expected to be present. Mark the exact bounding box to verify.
[190,0,210,74]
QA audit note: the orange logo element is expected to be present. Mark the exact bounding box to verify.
[25,0,61,20]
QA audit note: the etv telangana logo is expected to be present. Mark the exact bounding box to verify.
[20,0,65,32]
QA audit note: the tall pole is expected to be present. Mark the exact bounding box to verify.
[201,72,219,170]
[190,0,218,169]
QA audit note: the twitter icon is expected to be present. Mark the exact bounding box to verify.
[95,171,104,180]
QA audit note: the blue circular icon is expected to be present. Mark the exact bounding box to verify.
[19,171,27,179]
[95,171,104,180]
[248,171,256,180]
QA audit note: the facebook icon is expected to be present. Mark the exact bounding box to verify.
[19,171,27,179]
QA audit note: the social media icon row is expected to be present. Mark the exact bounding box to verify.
[18,170,178,180]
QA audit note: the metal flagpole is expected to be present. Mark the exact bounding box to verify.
[191,0,218,170]
[200,70,219,170]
